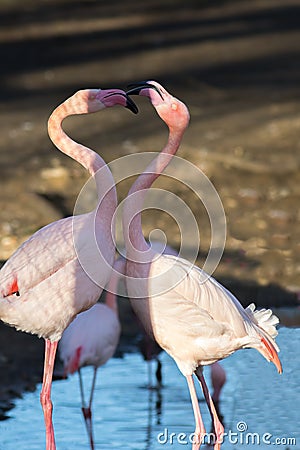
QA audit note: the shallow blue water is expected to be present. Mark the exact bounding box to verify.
[0,327,299,450]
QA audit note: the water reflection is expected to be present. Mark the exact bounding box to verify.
[145,387,163,450]
[0,327,299,449]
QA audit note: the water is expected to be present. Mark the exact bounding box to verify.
[0,327,299,450]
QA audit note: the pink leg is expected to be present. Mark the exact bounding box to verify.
[81,407,94,450]
[195,368,224,450]
[79,366,97,450]
[40,339,58,450]
[186,375,206,449]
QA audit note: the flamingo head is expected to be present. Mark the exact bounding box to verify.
[73,89,138,114]
[126,81,190,132]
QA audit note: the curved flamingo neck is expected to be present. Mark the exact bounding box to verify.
[47,93,117,223]
[105,257,126,313]
[123,129,183,255]
[104,283,118,313]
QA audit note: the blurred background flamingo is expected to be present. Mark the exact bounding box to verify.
[59,257,123,450]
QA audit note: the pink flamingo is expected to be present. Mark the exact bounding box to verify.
[124,81,282,449]
[0,88,137,450]
[59,256,123,450]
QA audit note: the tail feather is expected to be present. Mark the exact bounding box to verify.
[245,303,279,339]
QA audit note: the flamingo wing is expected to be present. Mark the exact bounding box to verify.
[0,216,76,297]
[146,254,281,373]
[0,214,113,341]
[150,254,279,339]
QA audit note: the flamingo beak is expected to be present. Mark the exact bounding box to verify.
[102,92,139,114]
[125,94,139,114]
[126,81,164,99]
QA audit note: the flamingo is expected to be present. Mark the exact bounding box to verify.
[138,331,163,388]
[0,88,138,450]
[123,81,282,449]
[59,256,123,450]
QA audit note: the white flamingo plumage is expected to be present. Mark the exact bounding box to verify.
[0,88,137,450]
[123,81,282,449]
[139,243,227,404]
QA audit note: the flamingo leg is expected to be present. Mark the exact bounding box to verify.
[78,367,86,406]
[79,367,97,450]
[195,368,224,450]
[155,358,162,388]
[88,366,98,410]
[186,374,206,449]
[147,360,153,389]
[40,339,58,450]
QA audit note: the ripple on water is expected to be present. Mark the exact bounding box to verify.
[0,328,299,450]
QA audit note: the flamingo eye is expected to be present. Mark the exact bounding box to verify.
[3,290,20,298]
[4,279,20,297]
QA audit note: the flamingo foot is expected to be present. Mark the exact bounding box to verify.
[191,427,207,450]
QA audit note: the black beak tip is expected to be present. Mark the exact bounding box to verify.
[127,81,149,90]
[126,81,163,100]
[126,96,139,114]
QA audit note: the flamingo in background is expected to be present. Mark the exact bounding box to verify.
[124,81,282,449]
[59,256,123,449]
[137,331,163,388]
[0,88,137,450]
[209,362,226,428]
[137,242,177,389]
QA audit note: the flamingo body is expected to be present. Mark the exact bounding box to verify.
[0,213,113,341]
[131,253,280,376]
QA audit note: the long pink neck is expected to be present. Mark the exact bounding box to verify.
[105,257,126,313]
[123,129,183,255]
[47,92,117,224]
[104,281,118,313]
